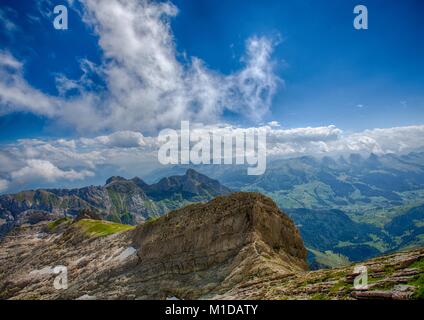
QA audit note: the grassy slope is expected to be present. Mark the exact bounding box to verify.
[73,219,135,237]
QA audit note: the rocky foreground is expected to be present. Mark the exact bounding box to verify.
[0,192,422,300]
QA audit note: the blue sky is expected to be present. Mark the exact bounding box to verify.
[0,0,423,140]
[0,0,423,192]
[173,0,424,131]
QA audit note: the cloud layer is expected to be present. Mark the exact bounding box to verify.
[1,124,424,193]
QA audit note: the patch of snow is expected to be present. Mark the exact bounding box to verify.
[114,246,137,262]
[29,266,54,277]
[76,294,96,300]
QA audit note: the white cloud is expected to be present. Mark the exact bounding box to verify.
[0,124,424,193]
[0,7,18,32]
[267,121,281,127]
[78,0,280,131]
[10,159,94,184]
[0,179,9,192]
[342,125,424,154]
[81,131,146,148]
[267,125,424,157]
[268,125,342,143]
[0,51,22,69]
[0,51,59,116]
[0,0,281,133]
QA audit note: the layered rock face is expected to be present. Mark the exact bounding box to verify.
[0,192,306,300]
[131,193,308,298]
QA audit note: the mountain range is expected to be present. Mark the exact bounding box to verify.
[0,169,230,238]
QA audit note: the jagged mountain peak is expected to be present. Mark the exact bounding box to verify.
[184,168,204,179]
[145,169,231,201]
[130,177,149,189]
[105,176,128,185]
[0,170,231,235]
[75,208,101,222]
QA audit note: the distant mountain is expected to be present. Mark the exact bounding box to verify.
[287,208,394,269]
[146,152,424,267]
[385,205,424,249]
[0,169,231,237]
[147,152,424,213]
[142,169,230,201]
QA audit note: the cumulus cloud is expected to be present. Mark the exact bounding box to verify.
[346,125,424,154]
[0,0,280,133]
[10,159,94,185]
[0,52,59,116]
[81,131,146,148]
[268,125,342,143]
[267,125,424,157]
[0,132,159,193]
[267,121,281,127]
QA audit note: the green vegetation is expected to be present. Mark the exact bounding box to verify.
[74,219,135,237]
[47,217,72,231]
[411,276,424,299]
[14,191,33,202]
[144,216,161,226]
[384,265,395,275]
[156,198,192,212]
[311,293,326,300]
[308,248,351,268]
[107,189,131,223]
[329,279,351,294]
[106,187,163,224]
[408,258,424,299]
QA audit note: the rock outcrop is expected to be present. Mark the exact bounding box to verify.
[130,193,308,298]
[0,192,306,300]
